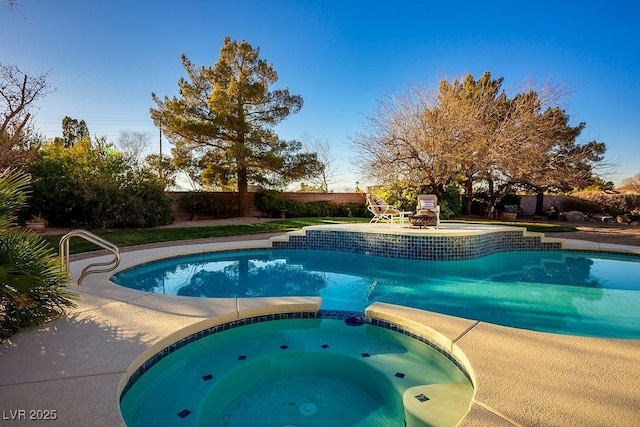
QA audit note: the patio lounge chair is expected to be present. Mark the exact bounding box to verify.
[410,194,440,228]
[366,194,401,223]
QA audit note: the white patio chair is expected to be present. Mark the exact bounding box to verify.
[366,194,401,223]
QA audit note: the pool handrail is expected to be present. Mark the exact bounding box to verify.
[59,229,120,286]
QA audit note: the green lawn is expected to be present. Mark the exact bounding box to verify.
[43,217,576,255]
[43,217,371,254]
[452,220,577,233]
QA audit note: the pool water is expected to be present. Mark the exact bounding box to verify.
[119,318,473,426]
[211,372,392,426]
[111,249,640,338]
[198,352,403,426]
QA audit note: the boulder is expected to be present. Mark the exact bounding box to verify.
[562,211,585,222]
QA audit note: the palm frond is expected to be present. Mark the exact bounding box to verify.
[0,169,76,340]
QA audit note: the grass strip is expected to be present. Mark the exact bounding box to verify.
[43,217,371,254]
[452,220,577,233]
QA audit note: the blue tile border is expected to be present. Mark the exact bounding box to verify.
[119,309,474,402]
[272,229,562,260]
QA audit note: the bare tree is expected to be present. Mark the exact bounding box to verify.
[2,1,28,22]
[0,63,52,168]
[353,73,606,214]
[118,130,151,164]
[351,83,475,199]
[145,153,177,190]
[622,173,640,193]
[300,133,338,192]
[2,0,19,8]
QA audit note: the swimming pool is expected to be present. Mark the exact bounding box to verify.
[111,248,640,339]
[119,313,475,426]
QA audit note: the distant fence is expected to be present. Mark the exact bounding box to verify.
[167,191,366,221]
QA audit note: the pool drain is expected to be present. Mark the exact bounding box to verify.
[299,402,317,416]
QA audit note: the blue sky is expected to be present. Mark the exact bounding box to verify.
[2,0,639,190]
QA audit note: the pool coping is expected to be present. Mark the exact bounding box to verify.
[1,223,639,426]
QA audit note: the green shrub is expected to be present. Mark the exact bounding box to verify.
[560,196,599,214]
[254,191,286,214]
[180,192,228,220]
[372,184,420,212]
[372,183,462,219]
[25,141,173,228]
[440,186,462,219]
[255,191,367,218]
[334,202,368,217]
[1,169,76,339]
[567,192,640,215]
[302,201,333,217]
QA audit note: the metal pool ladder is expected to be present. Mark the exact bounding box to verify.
[59,229,120,286]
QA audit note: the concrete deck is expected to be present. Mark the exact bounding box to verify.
[1,223,639,426]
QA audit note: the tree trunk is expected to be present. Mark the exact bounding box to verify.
[486,178,498,217]
[238,258,249,288]
[432,182,446,201]
[535,190,545,216]
[237,166,249,217]
[487,177,494,199]
[464,178,473,215]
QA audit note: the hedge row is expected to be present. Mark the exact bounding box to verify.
[254,191,367,218]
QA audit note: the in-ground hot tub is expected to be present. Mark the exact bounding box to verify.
[119,305,475,426]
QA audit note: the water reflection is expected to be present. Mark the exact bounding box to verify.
[111,249,640,338]
[177,260,328,297]
[491,255,601,288]
[119,256,328,297]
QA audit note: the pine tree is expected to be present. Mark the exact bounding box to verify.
[151,37,320,216]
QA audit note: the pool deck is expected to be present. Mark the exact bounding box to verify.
[1,222,640,426]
